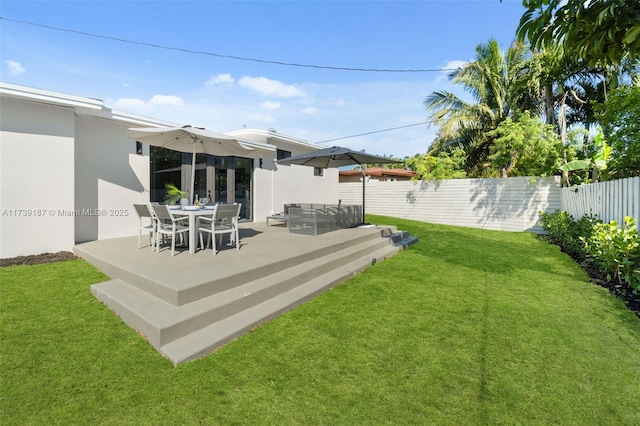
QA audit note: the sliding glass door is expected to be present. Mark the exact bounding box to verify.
[150,147,252,220]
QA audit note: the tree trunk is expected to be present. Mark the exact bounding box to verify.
[558,92,569,186]
[545,83,556,126]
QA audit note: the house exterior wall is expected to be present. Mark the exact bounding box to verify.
[74,115,150,243]
[0,85,338,257]
[228,129,339,220]
[250,149,339,220]
[269,164,339,215]
[0,97,76,258]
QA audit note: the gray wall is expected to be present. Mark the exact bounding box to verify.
[339,176,561,233]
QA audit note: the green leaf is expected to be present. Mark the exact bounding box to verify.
[559,160,592,172]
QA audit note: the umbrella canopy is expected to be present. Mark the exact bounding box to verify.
[277,146,401,224]
[128,125,253,203]
[276,146,398,169]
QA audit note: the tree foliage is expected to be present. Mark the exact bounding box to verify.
[405,149,467,180]
[515,0,640,66]
[559,128,612,183]
[487,111,562,177]
[424,39,536,175]
[594,85,640,178]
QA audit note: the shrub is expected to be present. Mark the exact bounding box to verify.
[582,217,640,292]
[538,210,599,260]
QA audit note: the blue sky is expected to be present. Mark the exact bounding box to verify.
[1,1,526,158]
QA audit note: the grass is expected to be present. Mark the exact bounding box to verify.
[2,216,640,425]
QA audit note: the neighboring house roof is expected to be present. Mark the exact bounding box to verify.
[339,167,415,178]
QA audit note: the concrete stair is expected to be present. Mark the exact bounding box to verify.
[87,225,417,365]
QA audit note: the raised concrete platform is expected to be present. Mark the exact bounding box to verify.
[76,222,417,365]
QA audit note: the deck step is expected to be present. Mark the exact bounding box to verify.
[82,225,393,306]
[90,237,397,350]
[87,224,418,365]
[160,245,398,365]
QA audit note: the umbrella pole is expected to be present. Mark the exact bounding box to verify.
[362,167,366,224]
[191,149,196,204]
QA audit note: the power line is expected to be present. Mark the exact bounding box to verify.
[316,122,431,144]
[0,17,458,73]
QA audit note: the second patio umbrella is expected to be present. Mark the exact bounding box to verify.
[277,146,401,224]
[128,125,253,204]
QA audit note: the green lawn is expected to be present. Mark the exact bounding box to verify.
[2,217,639,425]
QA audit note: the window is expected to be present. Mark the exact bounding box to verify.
[276,149,291,160]
[314,167,324,177]
[136,141,143,155]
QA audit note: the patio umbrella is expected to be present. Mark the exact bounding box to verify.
[128,125,253,203]
[276,146,401,224]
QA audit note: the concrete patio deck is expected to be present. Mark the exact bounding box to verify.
[76,222,417,365]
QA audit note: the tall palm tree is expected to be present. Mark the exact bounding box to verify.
[424,39,538,176]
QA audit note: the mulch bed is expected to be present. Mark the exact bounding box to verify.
[0,251,78,267]
[579,261,640,319]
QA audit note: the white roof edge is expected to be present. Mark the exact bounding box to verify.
[232,138,276,152]
[0,82,103,110]
[0,84,304,152]
[112,110,178,127]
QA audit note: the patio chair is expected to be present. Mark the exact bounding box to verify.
[151,204,190,256]
[198,203,241,255]
[133,204,156,249]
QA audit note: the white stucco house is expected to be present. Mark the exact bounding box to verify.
[0,82,338,258]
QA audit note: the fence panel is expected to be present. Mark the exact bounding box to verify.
[560,176,640,226]
[339,176,561,233]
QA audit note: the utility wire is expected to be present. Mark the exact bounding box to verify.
[316,122,431,144]
[0,17,458,73]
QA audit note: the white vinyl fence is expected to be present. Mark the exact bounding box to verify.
[560,176,640,226]
[338,176,561,233]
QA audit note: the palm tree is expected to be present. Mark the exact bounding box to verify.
[424,39,538,176]
[530,44,628,184]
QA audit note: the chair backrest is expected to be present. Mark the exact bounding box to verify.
[180,198,189,206]
[134,204,152,219]
[151,204,172,222]
[215,203,241,224]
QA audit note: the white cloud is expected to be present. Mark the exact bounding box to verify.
[238,76,306,98]
[5,60,26,76]
[247,112,276,124]
[149,94,184,106]
[260,101,281,110]
[436,59,468,82]
[302,106,318,114]
[113,94,184,112]
[205,73,235,87]
[113,98,148,110]
[443,60,468,70]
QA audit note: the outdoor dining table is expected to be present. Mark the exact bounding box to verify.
[170,206,216,254]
